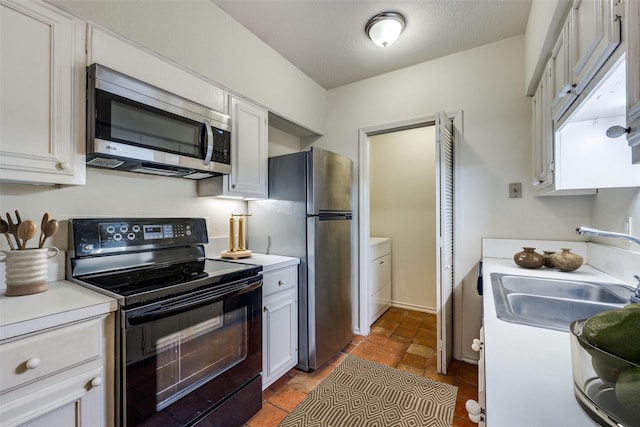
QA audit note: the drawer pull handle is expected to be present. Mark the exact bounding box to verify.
[379,260,384,264]
[26,357,41,369]
[278,280,285,286]
[264,305,270,312]
[90,377,103,388]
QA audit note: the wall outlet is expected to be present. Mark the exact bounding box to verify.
[509,182,522,199]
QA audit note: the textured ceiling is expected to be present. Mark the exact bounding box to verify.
[213,0,533,89]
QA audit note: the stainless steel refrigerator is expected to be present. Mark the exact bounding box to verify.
[248,147,353,371]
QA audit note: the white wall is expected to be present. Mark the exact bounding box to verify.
[53,0,326,135]
[591,188,640,250]
[321,35,594,362]
[0,168,245,252]
[370,127,437,312]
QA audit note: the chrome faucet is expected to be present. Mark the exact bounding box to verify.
[575,226,640,245]
[632,275,640,304]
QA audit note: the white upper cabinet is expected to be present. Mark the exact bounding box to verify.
[626,0,640,161]
[532,62,555,192]
[550,19,578,121]
[198,96,268,199]
[0,0,85,185]
[87,25,226,114]
[571,0,621,94]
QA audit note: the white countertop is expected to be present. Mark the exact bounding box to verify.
[481,258,630,427]
[0,280,117,341]
[214,253,300,272]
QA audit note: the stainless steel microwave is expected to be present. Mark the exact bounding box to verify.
[86,63,231,179]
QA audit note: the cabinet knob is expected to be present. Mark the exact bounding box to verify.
[278,280,285,286]
[263,305,270,312]
[90,377,103,387]
[58,162,71,171]
[25,357,41,369]
[471,338,483,352]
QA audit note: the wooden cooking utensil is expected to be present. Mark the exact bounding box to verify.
[5,213,19,247]
[0,219,15,250]
[39,219,59,249]
[39,212,50,248]
[17,220,37,250]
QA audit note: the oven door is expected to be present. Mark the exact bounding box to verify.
[121,277,262,427]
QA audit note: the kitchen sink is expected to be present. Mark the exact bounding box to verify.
[491,273,635,331]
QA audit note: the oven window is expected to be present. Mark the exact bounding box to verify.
[155,303,247,410]
[123,282,262,427]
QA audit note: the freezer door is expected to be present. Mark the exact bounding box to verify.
[307,148,353,213]
[307,214,352,370]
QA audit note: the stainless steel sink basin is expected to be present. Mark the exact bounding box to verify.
[491,274,634,331]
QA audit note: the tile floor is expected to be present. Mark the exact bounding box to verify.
[245,307,479,427]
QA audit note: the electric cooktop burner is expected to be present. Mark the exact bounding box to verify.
[79,258,258,298]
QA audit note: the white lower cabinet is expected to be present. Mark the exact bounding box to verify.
[262,265,298,389]
[0,316,111,427]
[369,238,391,325]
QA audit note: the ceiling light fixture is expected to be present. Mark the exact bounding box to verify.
[365,12,406,48]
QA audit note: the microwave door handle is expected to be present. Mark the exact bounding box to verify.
[202,118,214,165]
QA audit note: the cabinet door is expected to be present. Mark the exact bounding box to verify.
[571,0,620,94]
[532,63,554,192]
[0,0,85,185]
[627,0,640,160]
[225,96,268,198]
[262,288,297,389]
[550,19,578,121]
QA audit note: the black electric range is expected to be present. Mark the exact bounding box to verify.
[66,217,261,307]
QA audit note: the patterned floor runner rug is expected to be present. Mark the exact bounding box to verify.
[279,354,458,427]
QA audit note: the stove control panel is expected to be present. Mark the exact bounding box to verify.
[70,218,208,255]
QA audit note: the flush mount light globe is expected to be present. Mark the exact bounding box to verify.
[365,12,406,47]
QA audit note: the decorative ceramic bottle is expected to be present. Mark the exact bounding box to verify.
[550,248,583,272]
[542,251,556,268]
[513,247,544,269]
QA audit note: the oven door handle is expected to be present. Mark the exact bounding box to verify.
[127,279,261,325]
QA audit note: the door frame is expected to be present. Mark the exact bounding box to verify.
[357,111,463,361]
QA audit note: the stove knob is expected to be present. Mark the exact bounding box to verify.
[132,225,141,233]
[127,233,136,240]
[113,234,122,241]
[120,225,129,233]
[106,226,115,234]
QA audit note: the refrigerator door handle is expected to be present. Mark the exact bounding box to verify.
[307,213,353,220]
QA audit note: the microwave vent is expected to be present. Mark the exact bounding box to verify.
[87,157,125,169]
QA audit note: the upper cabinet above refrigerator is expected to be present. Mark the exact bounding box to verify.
[198,95,269,199]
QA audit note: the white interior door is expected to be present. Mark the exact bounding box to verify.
[435,111,454,374]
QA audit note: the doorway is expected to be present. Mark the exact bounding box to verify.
[369,126,438,316]
[358,112,460,374]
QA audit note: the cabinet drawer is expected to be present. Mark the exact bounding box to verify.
[262,265,298,296]
[369,241,391,261]
[0,318,102,393]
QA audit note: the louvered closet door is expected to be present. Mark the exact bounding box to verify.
[435,112,454,375]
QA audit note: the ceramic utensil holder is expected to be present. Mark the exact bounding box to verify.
[0,247,59,296]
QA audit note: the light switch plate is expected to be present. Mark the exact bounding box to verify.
[509,182,522,198]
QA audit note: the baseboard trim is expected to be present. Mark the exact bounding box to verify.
[390,301,436,315]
